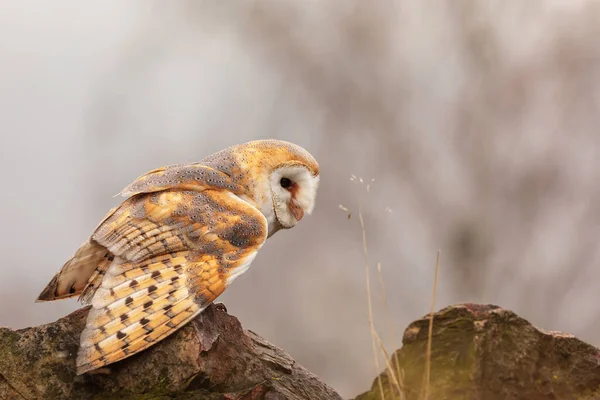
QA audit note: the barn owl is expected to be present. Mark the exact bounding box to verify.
[36,139,320,375]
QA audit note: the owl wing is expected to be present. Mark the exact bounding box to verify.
[75,189,267,375]
[36,163,243,302]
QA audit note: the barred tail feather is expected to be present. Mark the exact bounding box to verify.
[36,241,109,302]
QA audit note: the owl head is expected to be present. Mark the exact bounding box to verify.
[269,157,320,229]
[201,139,320,234]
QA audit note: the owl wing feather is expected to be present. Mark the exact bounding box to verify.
[75,189,267,375]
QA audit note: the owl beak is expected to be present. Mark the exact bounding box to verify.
[289,201,304,222]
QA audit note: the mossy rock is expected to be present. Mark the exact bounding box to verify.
[355,304,600,400]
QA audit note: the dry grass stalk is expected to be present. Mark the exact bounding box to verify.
[422,250,441,400]
[348,175,405,399]
[377,262,405,398]
[358,206,386,400]
[372,329,406,399]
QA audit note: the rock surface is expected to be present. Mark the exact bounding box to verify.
[5,303,600,400]
[355,303,600,400]
[0,303,342,400]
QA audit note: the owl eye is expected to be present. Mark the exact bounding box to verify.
[280,177,292,189]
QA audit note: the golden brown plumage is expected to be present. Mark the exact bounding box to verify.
[36,139,320,374]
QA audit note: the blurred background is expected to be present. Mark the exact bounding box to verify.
[1,1,600,397]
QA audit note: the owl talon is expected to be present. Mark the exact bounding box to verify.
[214,303,228,313]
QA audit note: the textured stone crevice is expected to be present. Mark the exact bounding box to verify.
[0,373,27,400]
